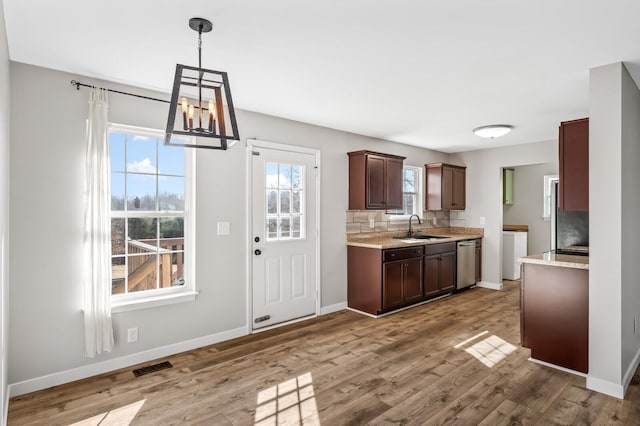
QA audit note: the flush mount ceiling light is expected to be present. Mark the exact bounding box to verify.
[472,124,513,139]
[165,17,240,150]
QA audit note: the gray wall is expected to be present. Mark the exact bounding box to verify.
[8,62,448,386]
[588,61,640,397]
[0,0,9,420]
[450,140,558,285]
[503,163,558,255]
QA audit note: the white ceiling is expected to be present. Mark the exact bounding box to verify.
[4,0,640,153]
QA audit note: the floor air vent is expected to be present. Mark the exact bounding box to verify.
[132,361,173,377]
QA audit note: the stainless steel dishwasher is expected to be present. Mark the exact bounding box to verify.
[457,240,476,290]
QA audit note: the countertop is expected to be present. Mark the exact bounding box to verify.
[346,227,483,249]
[518,251,589,270]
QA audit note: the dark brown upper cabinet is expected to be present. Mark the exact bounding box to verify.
[348,150,405,210]
[559,118,589,211]
[425,163,466,210]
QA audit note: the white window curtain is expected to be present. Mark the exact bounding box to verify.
[83,87,114,357]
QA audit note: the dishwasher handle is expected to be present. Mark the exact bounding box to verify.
[458,241,476,247]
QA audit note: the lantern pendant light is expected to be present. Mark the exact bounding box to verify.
[165,17,240,149]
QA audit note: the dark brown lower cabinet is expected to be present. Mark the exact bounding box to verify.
[520,262,588,373]
[348,245,423,315]
[423,242,456,299]
[475,239,482,282]
[383,257,423,311]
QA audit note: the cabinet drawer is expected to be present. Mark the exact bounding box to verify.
[424,242,457,256]
[383,246,424,262]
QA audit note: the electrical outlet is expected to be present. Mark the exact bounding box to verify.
[432,217,437,226]
[479,217,486,225]
[369,218,375,228]
[127,327,138,343]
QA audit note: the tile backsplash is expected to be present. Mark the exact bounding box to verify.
[346,210,466,234]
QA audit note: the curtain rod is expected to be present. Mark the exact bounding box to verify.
[70,80,170,104]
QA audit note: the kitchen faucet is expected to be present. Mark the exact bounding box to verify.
[408,214,421,237]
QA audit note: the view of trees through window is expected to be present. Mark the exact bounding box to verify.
[109,127,188,297]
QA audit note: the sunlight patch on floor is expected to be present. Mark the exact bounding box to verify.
[454,331,517,367]
[70,399,146,426]
[255,372,320,425]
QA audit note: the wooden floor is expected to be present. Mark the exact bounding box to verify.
[8,280,640,425]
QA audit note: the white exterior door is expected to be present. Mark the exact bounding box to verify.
[250,142,318,330]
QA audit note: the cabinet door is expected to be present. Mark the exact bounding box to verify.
[386,157,404,209]
[366,154,386,208]
[439,251,457,292]
[423,254,440,298]
[451,167,466,210]
[475,244,482,283]
[403,258,423,304]
[383,261,404,311]
[559,118,588,211]
[441,166,454,210]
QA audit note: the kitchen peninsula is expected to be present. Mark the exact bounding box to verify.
[519,251,589,374]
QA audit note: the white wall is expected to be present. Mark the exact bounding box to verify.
[503,163,557,255]
[587,61,640,398]
[620,62,640,385]
[0,0,10,421]
[8,63,449,390]
[450,140,557,286]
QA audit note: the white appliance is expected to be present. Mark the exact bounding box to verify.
[503,231,527,280]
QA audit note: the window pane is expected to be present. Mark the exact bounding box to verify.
[111,218,125,255]
[111,173,125,211]
[267,218,278,239]
[403,169,415,192]
[110,132,125,172]
[126,135,157,173]
[159,176,184,211]
[292,190,301,214]
[128,218,157,248]
[127,174,157,210]
[112,257,126,295]
[292,166,302,189]
[267,190,278,214]
[292,216,301,238]
[168,251,185,287]
[280,217,291,239]
[280,190,291,214]
[266,163,278,189]
[127,254,157,293]
[160,217,184,239]
[158,142,185,176]
[279,164,292,189]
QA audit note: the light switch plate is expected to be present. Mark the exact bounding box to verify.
[479,217,486,225]
[217,222,230,235]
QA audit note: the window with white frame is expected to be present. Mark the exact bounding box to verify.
[109,124,195,305]
[389,165,423,218]
[543,174,559,219]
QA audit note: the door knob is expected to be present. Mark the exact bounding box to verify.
[254,249,262,255]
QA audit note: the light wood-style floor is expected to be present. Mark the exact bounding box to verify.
[8,281,640,425]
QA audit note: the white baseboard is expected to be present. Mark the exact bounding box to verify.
[320,302,347,315]
[476,281,503,291]
[8,326,248,398]
[621,345,640,397]
[586,375,625,399]
[528,357,586,377]
[3,385,8,426]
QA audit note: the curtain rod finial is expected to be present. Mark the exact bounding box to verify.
[70,80,80,90]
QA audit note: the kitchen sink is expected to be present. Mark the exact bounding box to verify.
[393,235,450,242]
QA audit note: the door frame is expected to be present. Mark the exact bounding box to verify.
[246,138,321,333]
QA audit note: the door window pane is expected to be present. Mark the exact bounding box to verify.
[265,163,305,241]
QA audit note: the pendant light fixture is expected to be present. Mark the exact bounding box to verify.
[165,17,240,149]
[472,124,513,139]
